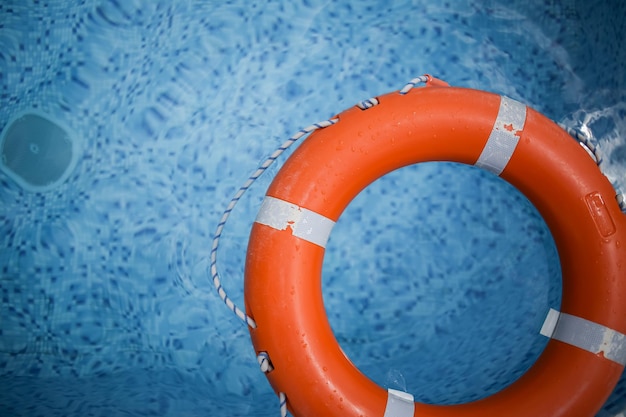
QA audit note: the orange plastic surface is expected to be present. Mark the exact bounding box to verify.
[244,80,626,417]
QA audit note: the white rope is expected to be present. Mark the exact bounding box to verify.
[399,74,430,95]
[210,119,338,328]
[356,97,379,109]
[559,123,603,165]
[617,193,626,213]
[559,123,626,213]
[279,392,288,417]
[257,352,274,373]
[256,351,288,416]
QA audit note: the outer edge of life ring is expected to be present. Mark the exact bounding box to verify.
[244,78,626,417]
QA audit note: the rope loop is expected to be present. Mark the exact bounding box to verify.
[211,76,435,328]
[210,118,338,328]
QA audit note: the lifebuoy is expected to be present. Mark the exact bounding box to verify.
[244,76,626,417]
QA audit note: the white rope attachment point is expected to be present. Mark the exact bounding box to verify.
[399,74,430,95]
[617,193,626,213]
[257,351,274,373]
[559,123,603,165]
[357,97,379,110]
[257,351,288,416]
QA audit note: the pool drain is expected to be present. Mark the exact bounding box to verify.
[0,111,78,192]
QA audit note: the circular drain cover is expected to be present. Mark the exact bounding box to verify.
[1,111,78,192]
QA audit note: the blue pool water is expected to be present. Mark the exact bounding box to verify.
[1,1,625,416]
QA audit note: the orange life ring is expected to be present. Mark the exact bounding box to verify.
[244,76,626,417]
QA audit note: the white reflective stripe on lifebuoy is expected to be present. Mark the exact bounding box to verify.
[540,308,626,366]
[383,389,415,417]
[475,96,527,176]
[254,196,335,248]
